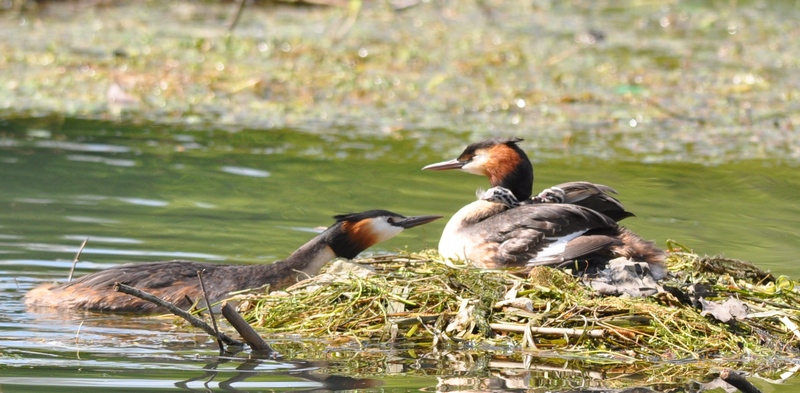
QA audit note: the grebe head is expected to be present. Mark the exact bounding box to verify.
[533,186,567,204]
[477,186,521,208]
[422,137,533,201]
[326,210,441,259]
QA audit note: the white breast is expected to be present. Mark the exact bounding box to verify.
[437,200,494,262]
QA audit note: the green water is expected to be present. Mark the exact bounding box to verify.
[2,118,800,391]
[4,118,797,273]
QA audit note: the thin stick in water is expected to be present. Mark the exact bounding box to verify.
[75,321,84,359]
[197,269,224,355]
[227,0,246,32]
[67,238,89,282]
[113,282,244,347]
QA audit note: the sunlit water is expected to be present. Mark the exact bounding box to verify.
[2,118,800,391]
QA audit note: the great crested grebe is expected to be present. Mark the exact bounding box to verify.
[25,210,441,313]
[422,137,633,221]
[439,186,666,278]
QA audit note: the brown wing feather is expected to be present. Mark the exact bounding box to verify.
[536,181,634,221]
[26,261,221,312]
[559,234,621,261]
[475,204,618,265]
[24,260,309,313]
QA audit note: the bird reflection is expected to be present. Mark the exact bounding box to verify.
[174,353,381,392]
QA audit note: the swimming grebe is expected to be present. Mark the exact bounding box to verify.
[25,210,441,313]
[422,137,633,221]
[440,186,666,278]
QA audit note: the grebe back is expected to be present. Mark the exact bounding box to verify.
[25,210,441,313]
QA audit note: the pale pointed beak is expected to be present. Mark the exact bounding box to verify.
[422,158,464,171]
[394,215,442,229]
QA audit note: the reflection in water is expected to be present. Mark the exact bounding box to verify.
[174,357,381,392]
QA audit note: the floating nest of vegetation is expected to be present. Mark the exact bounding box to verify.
[232,242,799,362]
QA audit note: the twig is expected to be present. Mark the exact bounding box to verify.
[114,283,244,347]
[332,0,362,41]
[67,238,89,282]
[646,97,707,123]
[197,270,224,355]
[221,302,280,358]
[720,369,762,393]
[227,0,246,32]
[75,321,84,359]
[388,0,421,11]
[490,323,605,338]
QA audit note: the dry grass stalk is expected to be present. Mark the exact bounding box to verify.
[231,248,800,361]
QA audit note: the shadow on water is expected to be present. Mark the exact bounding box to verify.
[2,117,800,391]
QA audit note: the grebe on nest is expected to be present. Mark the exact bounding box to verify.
[422,137,633,221]
[25,210,441,313]
[438,186,665,278]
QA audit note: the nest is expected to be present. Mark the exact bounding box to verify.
[232,243,800,361]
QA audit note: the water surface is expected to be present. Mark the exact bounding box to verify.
[2,118,800,390]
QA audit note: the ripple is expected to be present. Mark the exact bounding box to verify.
[220,166,271,178]
[0,377,321,390]
[65,216,119,224]
[61,235,143,244]
[0,259,119,270]
[66,154,137,167]
[117,197,170,207]
[1,243,225,261]
[34,140,131,153]
[13,198,55,204]
[73,195,109,202]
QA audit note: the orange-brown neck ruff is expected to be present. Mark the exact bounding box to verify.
[332,220,377,259]
[484,143,533,201]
